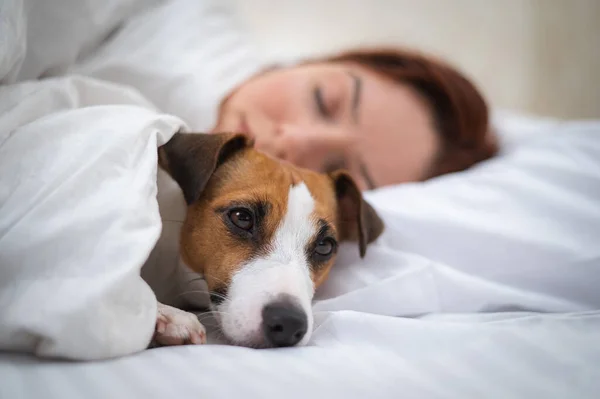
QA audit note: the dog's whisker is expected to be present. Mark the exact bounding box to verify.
[198,315,221,324]
[174,288,228,299]
[197,310,231,323]
[207,291,229,301]
[199,309,231,318]
[211,329,227,343]
[204,310,230,317]
[184,276,206,285]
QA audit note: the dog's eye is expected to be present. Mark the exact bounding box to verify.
[314,238,335,257]
[228,208,254,231]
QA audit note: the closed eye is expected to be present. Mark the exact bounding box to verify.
[313,86,330,119]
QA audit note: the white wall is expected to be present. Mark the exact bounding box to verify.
[232,0,600,119]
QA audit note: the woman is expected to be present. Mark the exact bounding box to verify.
[213,48,498,190]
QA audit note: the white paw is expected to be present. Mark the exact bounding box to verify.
[153,303,207,346]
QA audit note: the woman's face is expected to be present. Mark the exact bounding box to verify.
[213,62,440,190]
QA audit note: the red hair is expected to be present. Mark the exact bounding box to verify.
[323,48,498,179]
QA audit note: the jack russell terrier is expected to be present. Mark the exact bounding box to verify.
[145,132,383,348]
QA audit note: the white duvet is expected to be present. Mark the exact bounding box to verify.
[1,0,599,398]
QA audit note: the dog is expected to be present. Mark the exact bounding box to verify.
[149,132,384,348]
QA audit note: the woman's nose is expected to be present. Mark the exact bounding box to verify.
[267,124,331,170]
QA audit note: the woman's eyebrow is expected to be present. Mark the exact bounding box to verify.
[348,72,362,124]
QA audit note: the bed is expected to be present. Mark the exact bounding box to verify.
[1,1,599,398]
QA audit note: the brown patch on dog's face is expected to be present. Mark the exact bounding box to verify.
[177,150,342,297]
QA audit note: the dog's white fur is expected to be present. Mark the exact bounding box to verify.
[215,183,317,346]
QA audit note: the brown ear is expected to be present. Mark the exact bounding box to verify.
[330,170,384,258]
[158,132,250,204]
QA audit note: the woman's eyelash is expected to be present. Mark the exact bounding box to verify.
[313,86,330,118]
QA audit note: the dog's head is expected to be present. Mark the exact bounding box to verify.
[159,132,384,348]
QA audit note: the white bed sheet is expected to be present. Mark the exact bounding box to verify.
[1,311,599,398]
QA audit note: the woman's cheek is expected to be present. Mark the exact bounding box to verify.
[258,83,292,122]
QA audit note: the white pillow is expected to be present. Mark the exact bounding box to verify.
[315,114,600,316]
[0,0,26,83]
[0,75,185,360]
[0,0,156,83]
[69,0,265,131]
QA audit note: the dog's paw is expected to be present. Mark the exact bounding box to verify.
[153,303,207,346]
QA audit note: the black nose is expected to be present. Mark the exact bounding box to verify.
[262,300,308,347]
